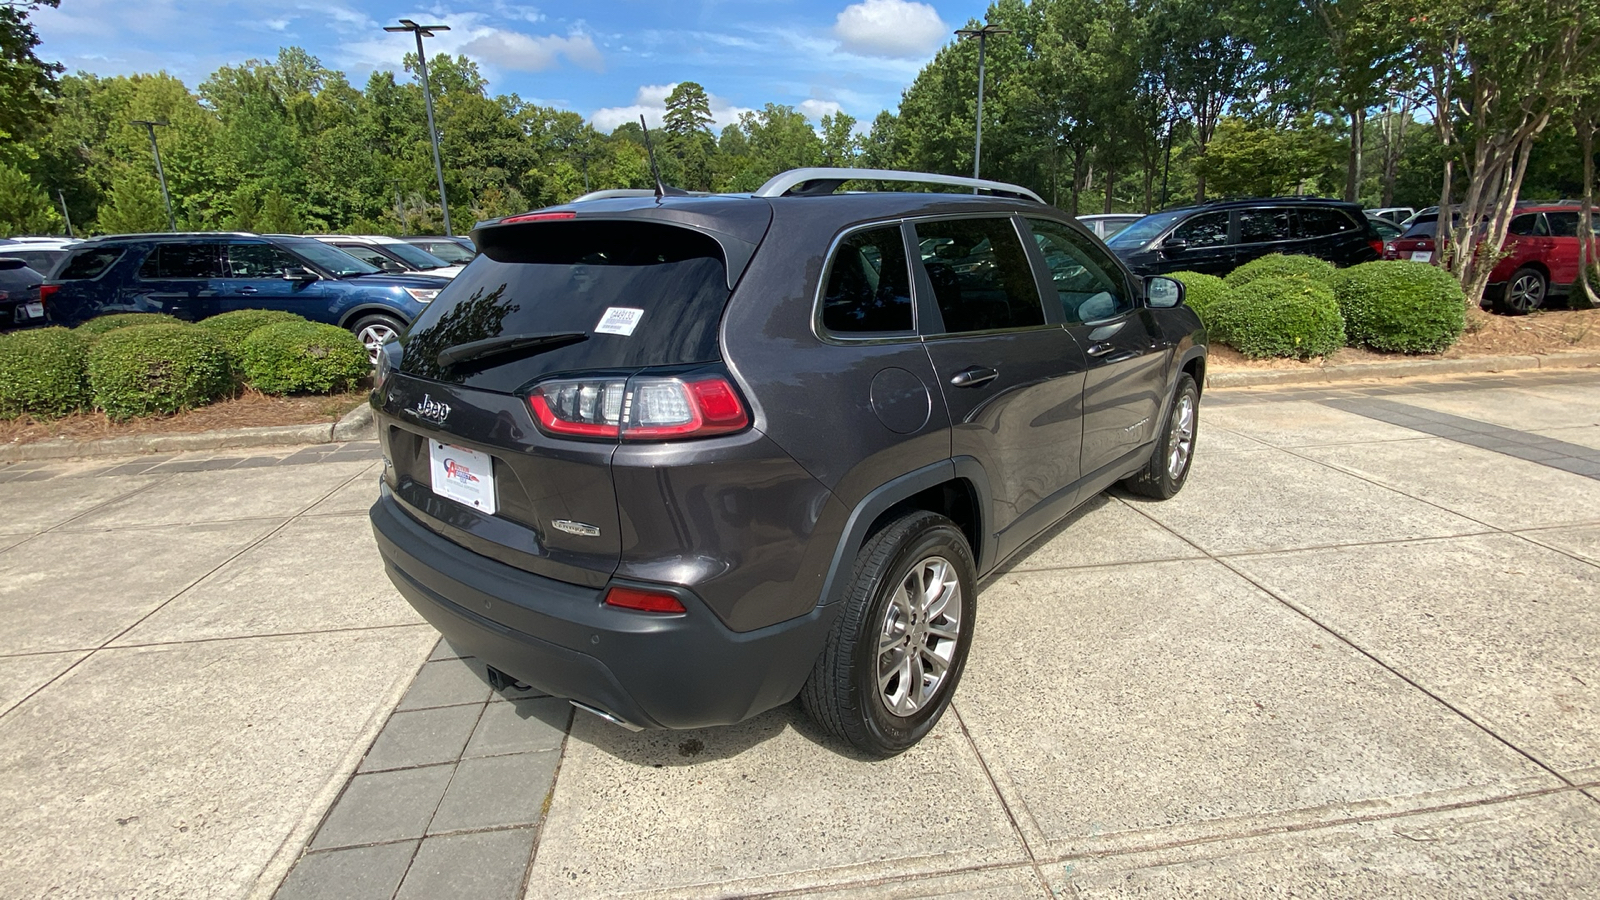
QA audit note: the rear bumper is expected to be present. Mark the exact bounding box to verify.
[371,489,837,729]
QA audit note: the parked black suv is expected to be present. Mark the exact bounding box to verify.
[1107,197,1383,277]
[370,169,1208,756]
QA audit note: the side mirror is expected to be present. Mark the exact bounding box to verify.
[1146,276,1185,309]
[282,266,320,282]
[1160,237,1188,255]
[378,259,407,273]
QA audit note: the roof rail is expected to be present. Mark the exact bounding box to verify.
[569,188,717,203]
[754,168,1045,204]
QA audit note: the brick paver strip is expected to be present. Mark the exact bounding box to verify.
[1324,396,1600,480]
[274,841,417,900]
[310,765,456,850]
[394,828,537,900]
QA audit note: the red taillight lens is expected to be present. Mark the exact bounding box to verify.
[37,284,59,303]
[528,375,749,441]
[604,586,686,614]
[502,211,577,224]
[1369,239,1384,256]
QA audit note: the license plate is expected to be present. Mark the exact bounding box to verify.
[23,302,43,319]
[429,439,497,515]
[1409,251,1432,263]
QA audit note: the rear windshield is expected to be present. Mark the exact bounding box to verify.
[56,247,124,280]
[400,220,730,390]
[1106,211,1186,249]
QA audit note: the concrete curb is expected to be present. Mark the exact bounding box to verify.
[1207,351,1600,390]
[0,401,377,463]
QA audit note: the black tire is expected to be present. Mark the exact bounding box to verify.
[1123,372,1199,500]
[350,314,406,363]
[1493,267,1547,316]
[801,511,976,758]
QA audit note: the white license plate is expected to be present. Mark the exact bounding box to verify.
[1409,251,1433,263]
[23,302,43,319]
[429,439,497,515]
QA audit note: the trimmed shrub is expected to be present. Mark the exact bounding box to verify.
[1225,253,1338,289]
[88,324,232,419]
[239,320,370,395]
[1214,277,1346,360]
[1167,271,1229,339]
[1332,260,1466,354]
[0,327,91,419]
[76,312,182,337]
[196,309,307,364]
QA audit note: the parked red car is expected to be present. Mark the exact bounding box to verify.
[1385,204,1598,314]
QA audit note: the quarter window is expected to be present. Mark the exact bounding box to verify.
[55,248,123,280]
[915,217,1045,334]
[820,225,914,334]
[1508,213,1547,237]
[1170,212,1229,248]
[1026,218,1132,323]
[138,243,224,279]
[1296,208,1359,236]
[1545,212,1584,237]
[1237,208,1294,244]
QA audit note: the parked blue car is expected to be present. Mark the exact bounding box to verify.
[40,233,454,358]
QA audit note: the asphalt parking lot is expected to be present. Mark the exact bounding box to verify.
[0,371,1597,899]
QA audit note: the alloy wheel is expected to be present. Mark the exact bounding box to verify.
[1507,274,1546,312]
[1167,391,1196,480]
[358,323,397,362]
[876,555,963,717]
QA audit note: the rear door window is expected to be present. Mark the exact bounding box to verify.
[1545,212,1583,237]
[56,247,125,280]
[1508,213,1548,236]
[1297,208,1360,237]
[400,220,731,390]
[226,243,303,277]
[138,243,224,279]
[819,225,914,335]
[1237,208,1294,244]
[913,217,1045,334]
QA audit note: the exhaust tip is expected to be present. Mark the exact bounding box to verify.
[570,700,644,732]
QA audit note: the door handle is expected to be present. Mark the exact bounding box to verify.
[1086,342,1116,357]
[235,286,258,294]
[950,366,998,388]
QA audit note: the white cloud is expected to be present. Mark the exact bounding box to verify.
[832,0,947,59]
[591,83,753,133]
[460,31,604,73]
[799,99,843,122]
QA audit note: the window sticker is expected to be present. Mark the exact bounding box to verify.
[595,307,644,336]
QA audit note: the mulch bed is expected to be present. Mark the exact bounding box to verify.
[0,390,369,446]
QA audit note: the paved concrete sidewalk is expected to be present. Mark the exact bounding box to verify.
[1,371,1597,898]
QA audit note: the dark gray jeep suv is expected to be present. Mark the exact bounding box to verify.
[370,168,1208,756]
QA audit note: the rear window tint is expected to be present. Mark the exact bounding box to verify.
[914,217,1045,334]
[820,225,914,334]
[57,247,124,280]
[1238,208,1294,244]
[1297,208,1359,236]
[401,220,730,388]
[138,243,224,279]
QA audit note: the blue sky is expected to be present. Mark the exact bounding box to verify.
[34,0,992,132]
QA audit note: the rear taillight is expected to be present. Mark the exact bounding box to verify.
[37,284,59,303]
[529,374,749,441]
[1369,239,1384,256]
[604,585,686,614]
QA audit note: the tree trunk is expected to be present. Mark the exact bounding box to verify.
[1345,105,1365,203]
[1103,161,1115,214]
[1578,110,1598,309]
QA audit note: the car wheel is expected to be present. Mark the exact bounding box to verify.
[801,510,976,758]
[1494,267,1547,316]
[351,314,405,364]
[1123,372,1199,500]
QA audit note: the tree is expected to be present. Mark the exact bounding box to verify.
[1147,0,1263,202]
[664,82,713,136]
[96,169,169,234]
[0,0,60,150]
[0,163,59,235]
[819,112,859,167]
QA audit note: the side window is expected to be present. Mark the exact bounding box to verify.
[1545,212,1580,238]
[138,243,223,279]
[1297,208,1359,236]
[820,225,914,334]
[226,243,302,278]
[1026,218,1133,324]
[915,217,1045,334]
[337,244,393,268]
[1170,212,1229,248]
[1237,208,1294,244]
[56,248,124,280]
[1507,213,1547,237]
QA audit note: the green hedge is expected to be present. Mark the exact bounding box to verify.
[239,320,370,395]
[195,309,307,365]
[76,312,182,336]
[87,324,233,419]
[1332,260,1466,354]
[0,327,91,419]
[1167,271,1228,338]
[1225,253,1338,289]
[1214,277,1346,360]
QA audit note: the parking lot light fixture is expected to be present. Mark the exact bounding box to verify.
[384,18,454,237]
[954,23,1011,184]
[131,119,176,232]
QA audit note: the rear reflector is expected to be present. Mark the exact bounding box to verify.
[502,211,578,224]
[529,374,749,441]
[604,586,687,614]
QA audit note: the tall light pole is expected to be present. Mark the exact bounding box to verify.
[131,119,176,231]
[954,23,1011,183]
[385,18,453,236]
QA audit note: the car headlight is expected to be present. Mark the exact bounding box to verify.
[404,288,439,303]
